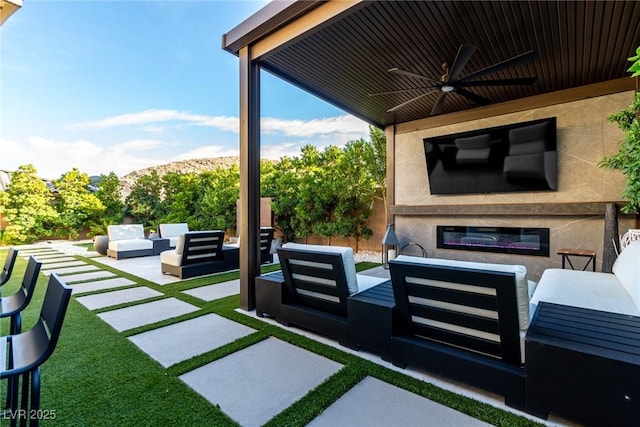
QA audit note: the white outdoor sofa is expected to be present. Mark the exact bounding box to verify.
[531,239,640,316]
[106,224,153,260]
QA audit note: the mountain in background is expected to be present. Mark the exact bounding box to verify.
[119,156,241,199]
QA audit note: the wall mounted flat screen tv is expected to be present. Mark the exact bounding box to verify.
[423,117,557,195]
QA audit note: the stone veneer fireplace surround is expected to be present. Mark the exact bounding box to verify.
[437,226,550,257]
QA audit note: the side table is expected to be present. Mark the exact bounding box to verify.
[255,271,284,319]
[557,247,596,271]
[149,237,170,255]
[348,280,394,362]
[526,302,640,425]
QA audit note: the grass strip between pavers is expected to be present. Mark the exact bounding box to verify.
[0,249,541,427]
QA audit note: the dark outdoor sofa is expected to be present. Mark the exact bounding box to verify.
[256,243,387,348]
[388,255,535,410]
[160,231,239,279]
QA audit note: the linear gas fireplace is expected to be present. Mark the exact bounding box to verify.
[437,226,550,257]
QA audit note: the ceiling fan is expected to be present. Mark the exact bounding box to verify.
[369,45,538,116]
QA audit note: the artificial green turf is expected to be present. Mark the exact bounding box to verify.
[0,249,541,426]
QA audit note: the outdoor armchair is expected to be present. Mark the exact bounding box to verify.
[160,231,238,279]
[158,223,189,248]
[0,247,18,287]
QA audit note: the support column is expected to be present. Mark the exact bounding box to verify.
[602,203,619,273]
[238,45,261,311]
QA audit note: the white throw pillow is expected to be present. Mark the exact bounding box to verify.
[175,234,186,256]
[281,243,358,294]
[612,239,640,310]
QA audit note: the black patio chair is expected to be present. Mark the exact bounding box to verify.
[1,256,42,335]
[1,273,72,427]
[1,247,19,287]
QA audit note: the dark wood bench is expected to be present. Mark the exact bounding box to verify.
[389,257,527,410]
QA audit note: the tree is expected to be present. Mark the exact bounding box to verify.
[261,157,302,242]
[334,139,378,250]
[365,126,387,223]
[95,172,124,225]
[193,166,240,232]
[125,170,164,227]
[598,45,640,213]
[161,172,200,225]
[54,168,105,240]
[0,164,58,244]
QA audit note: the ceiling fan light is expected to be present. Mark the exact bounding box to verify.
[441,85,455,92]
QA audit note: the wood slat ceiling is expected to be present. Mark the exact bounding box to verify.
[258,0,640,128]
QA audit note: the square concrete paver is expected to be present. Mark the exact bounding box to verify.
[182,279,239,301]
[180,337,343,427]
[76,287,163,310]
[68,277,137,294]
[59,271,117,283]
[129,313,255,367]
[43,265,97,276]
[98,298,200,332]
[308,376,491,427]
[41,260,87,270]
[36,254,78,264]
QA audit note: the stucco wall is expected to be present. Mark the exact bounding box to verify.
[392,90,637,280]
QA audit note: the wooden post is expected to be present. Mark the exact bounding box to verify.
[602,203,618,273]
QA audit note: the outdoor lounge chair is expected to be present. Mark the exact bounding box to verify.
[158,223,189,248]
[0,247,18,287]
[258,243,387,348]
[160,230,239,279]
[1,273,72,425]
[1,256,42,335]
[107,224,154,259]
[388,255,532,409]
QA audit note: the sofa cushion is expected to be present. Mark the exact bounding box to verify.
[282,243,358,295]
[531,268,640,317]
[160,250,182,267]
[159,223,189,239]
[394,255,533,331]
[107,224,145,241]
[612,239,640,310]
[108,238,153,252]
[175,234,186,256]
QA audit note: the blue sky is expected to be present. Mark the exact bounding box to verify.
[0,1,369,179]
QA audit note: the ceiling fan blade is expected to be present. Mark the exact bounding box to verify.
[387,90,437,112]
[368,86,435,97]
[388,68,441,85]
[458,77,537,87]
[446,45,477,83]
[431,92,447,115]
[455,88,492,106]
[458,50,538,83]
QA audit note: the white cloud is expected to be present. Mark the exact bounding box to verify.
[261,141,305,160]
[0,136,173,179]
[65,109,369,141]
[262,115,369,139]
[65,109,211,130]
